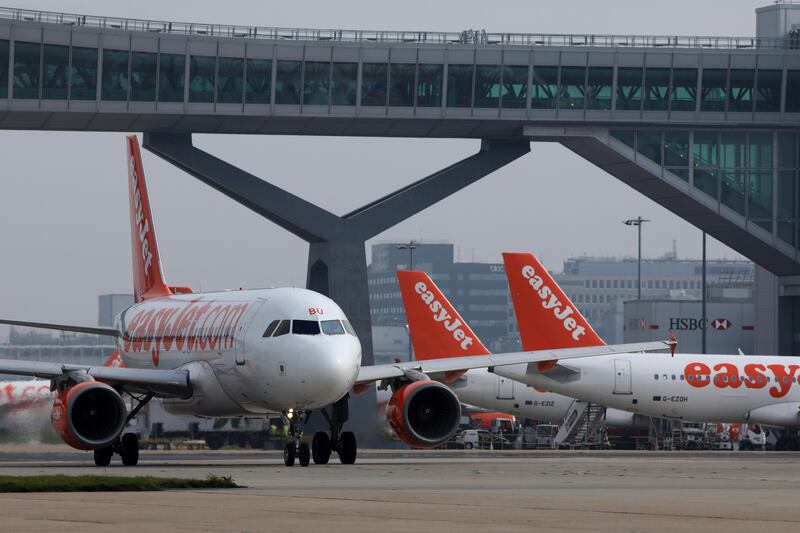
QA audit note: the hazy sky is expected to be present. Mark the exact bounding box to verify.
[0,1,766,331]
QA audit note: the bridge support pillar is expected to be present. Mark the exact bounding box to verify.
[143,132,530,442]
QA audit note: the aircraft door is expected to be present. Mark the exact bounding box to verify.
[234,300,266,365]
[613,359,632,395]
[496,376,514,400]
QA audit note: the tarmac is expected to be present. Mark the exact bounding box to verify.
[0,444,799,532]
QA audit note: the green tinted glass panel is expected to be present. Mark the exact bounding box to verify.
[610,130,635,150]
[70,47,97,101]
[474,64,500,108]
[636,131,662,165]
[159,53,185,102]
[532,66,557,109]
[755,70,781,113]
[586,67,612,110]
[276,60,301,104]
[13,41,40,99]
[558,66,585,110]
[303,61,330,105]
[217,57,243,104]
[130,52,156,102]
[728,69,754,112]
[102,49,129,101]
[644,68,669,111]
[42,44,68,99]
[664,131,689,167]
[416,63,442,107]
[446,64,472,107]
[749,132,773,168]
[720,132,746,169]
[189,55,215,103]
[0,40,7,98]
[720,169,745,215]
[670,68,697,111]
[361,62,387,106]
[245,58,271,104]
[749,170,773,231]
[501,65,527,109]
[778,170,796,245]
[668,168,690,182]
[788,71,800,113]
[701,69,727,112]
[694,167,719,199]
[389,63,414,107]
[693,132,718,167]
[616,68,643,110]
[778,133,798,168]
[331,62,356,105]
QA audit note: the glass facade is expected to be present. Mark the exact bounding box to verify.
[474,65,501,108]
[531,66,557,109]
[0,40,7,98]
[447,64,472,107]
[559,67,586,110]
[756,70,781,113]
[70,47,97,101]
[361,62,387,106]
[501,65,527,109]
[303,61,330,105]
[644,68,669,111]
[701,69,727,112]
[616,68,643,111]
[275,60,301,104]
[728,69,754,112]
[42,44,68,100]
[671,69,697,112]
[159,53,185,102]
[786,71,800,113]
[13,41,40,99]
[217,57,243,104]
[586,67,612,110]
[330,62,356,106]
[130,52,156,102]
[189,55,215,103]
[416,63,442,107]
[102,49,129,101]
[389,63,414,107]
[245,58,271,104]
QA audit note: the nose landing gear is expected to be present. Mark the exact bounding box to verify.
[283,410,311,467]
[282,395,357,467]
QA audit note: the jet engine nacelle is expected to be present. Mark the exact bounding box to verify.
[50,381,127,450]
[746,402,800,427]
[386,380,461,448]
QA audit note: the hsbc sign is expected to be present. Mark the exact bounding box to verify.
[669,317,732,331]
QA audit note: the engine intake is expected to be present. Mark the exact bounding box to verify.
[386,380,461,448]
[51,381,127,450]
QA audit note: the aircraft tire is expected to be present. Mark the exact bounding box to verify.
[339,431,357,464]
[120,433,139,466]
[94,446,113,467]
[299,442,311,467]
[283,443,296,466]
[312,432,331,464]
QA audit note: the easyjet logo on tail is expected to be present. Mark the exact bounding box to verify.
[414,281,474,351]
[520,265,586,342]
[129,154,153,276]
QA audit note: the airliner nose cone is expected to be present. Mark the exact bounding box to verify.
[300,337,361,408]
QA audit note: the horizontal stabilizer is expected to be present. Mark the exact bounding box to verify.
[0,319,119,337]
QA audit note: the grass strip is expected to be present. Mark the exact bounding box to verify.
[0,474,238,492]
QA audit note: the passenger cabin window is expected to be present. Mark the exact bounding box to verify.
[293,320,321,335]
[273,320,291,337]
[321,320,345,335]
[263,320,280,337]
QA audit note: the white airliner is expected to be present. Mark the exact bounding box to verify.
[492,252,800,451]
[0,380,52,415]
[0,136,668,467]
[395,270,650,431]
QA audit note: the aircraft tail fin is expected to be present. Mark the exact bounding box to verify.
[126,135,172,303]
[397,270,490,360]
[502,252,605,351]
[103,351,125,368]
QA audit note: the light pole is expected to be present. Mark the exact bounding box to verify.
[396,241,418,361]
[623,217,650,301]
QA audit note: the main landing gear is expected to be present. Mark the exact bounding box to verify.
[93,392,153,467]
[283,395,357,467]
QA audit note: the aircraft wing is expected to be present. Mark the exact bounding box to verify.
[0,359,190,398]
[355,340,671,384]
[0,319,119,337]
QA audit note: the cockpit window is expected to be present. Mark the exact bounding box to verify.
[292,320,321,335]
[263,320,280,337]
[342,320,357,336]
[321,320,345,335]
[273,320,291,337]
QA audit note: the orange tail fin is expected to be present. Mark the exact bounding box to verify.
[502,252,604,351]
[126,135,172,303]
[397,270,490,360]
[103,351,125,368]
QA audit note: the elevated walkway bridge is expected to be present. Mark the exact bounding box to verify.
[1,4,799,397]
